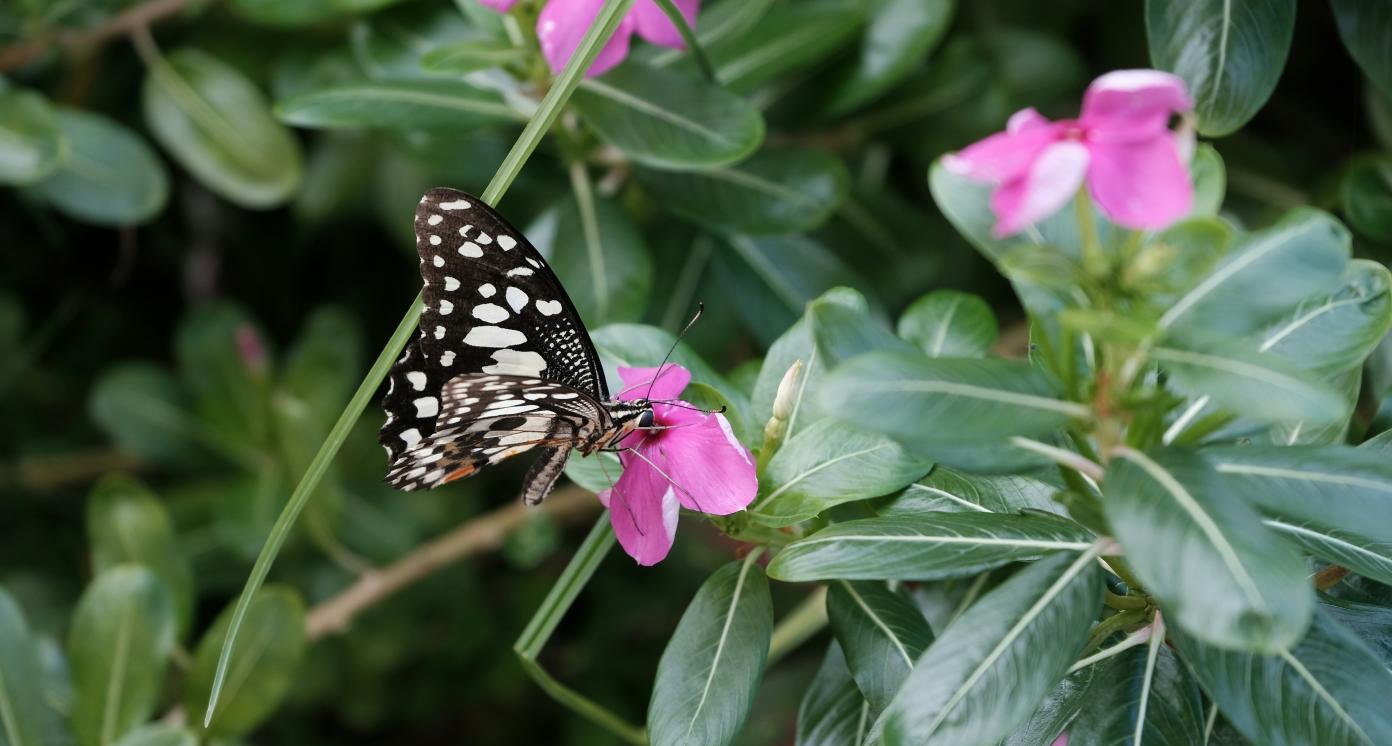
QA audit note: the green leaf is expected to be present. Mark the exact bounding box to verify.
[24,108,168,227]
[350,2,476,79]
[1341,155,1392,243]
[0,588,65,746]
[751,420,933,526]
[647,557,773,746]
[638,149,848,235]
[68,567,176,746]
[1320,596,1392,669]
[1190,143,1227,215]
[1257,259,1392,375]
[817,352,1089,451]
[1332,0,1392,99]
[227,0,344,27]
[88,364,204,466]
[878,550,1103,745]
[0,88,63,185]
[1001,667,1100,746]
[808,294,913,368]
[87,476,194,637]
[589,323,744,414]
[1146,0,1295,136]
[1158,208,1351,336]
[1265,520,1392,587]
[1205,444,1392,545]
[186,588,306,738]
[176,304,273,449]
[707,0,867,92]
[880,466,1063,517]
[826,581,933,713]
[1172,609,1392,745]
[896,290,998,358]
[573,61,763,170]
[419,40,528,74]
[766,512,1094,582]
[527,190,652,326]
[717,237,869,345]
[276,79,523,130]
[280,308,363,430]
[1153,331,1347,425]
[112,725,196,746]
[1068,642,1205,745]
[820,0,953,115]
[796,643,871,746]
[143,48,302,208]
[1103,448,1312,652]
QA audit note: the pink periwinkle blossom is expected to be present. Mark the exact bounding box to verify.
[481,0,698,77]
[598,364,756,566]
[944,69,1195,237]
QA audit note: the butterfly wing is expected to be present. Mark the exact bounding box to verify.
[385,374,606,492]
[380,187,609,469]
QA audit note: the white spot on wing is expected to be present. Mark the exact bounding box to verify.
[476,233,493,245]
[413,397,439,417]
[463,326,527,348]
[479,283,496,297]
[536,300,562,316]
[473,303,509,323]
[434,326,445,340]
[407,371,427,390]
[460,242,483,258]
[432,255,444,267]
[439,299,454,315]
[400,428,422,446]
[482,349,547,377]
[444,276,460,291]
[497,235,517,250]
[427,215,443,226]
[506,287,528,312]
[507,267,534,277]
[429,235,441,246]
[439,350,455,366]
[440,199,471,210]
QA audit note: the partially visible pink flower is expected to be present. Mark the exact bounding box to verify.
[536,0,699,77]
[478,0,518,11]
[944,69,1195,237]
[598,364,756,565]
[1052,734,1069,746]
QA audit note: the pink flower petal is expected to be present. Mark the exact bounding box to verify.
[653,412,756,515]
[1080,69,1192,143]
[1086,135,1192,230]
[991,141,1090,237]
[942,109,1066,185]
[478,0,518,11]
[1052,734,1069,746]
[537,0,635,78]
[630,0,699,48]
[616,364,691,401]
[608,462,680,565]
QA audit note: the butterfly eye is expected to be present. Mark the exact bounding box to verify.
[638,409,655,429]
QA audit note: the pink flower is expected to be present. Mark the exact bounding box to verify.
[478,0,518,11]
[598,364,756,565]
[944,70,1195,237]
[534,0,699,77]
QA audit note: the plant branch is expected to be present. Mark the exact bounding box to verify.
[0,0,188,72]
[765,585,828,668]
[306,486,600,640]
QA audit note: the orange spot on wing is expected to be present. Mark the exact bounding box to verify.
[441,463,479,484]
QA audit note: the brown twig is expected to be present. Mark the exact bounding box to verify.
[305,486,600,640]
[0,0,188,72]
[4,448,145,493]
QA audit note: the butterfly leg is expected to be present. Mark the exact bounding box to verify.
[521,444,573,506]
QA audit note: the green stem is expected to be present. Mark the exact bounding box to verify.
[1082,609,1147,654]
[1101,555,1146,595]
[1075,190,1105,277]
[1104,590,1148,611]
[650,0,715,82]
[515,517,616,659]
[203,0,638,725]
[765,586,828,669]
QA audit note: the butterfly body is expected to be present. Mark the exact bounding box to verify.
[379,188,653,502]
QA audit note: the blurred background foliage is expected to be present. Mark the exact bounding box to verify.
[2,0,1391,743]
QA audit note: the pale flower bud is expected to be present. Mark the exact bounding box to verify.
[771,359,803,423]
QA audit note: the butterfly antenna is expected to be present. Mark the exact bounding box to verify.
[643,302,704,401]
[652,400,727,416]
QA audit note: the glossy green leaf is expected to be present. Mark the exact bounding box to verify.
[808,295,913,368]
[1001,667,1099,746]
[1158,209,1351,336]
[1068,642,1205,745]
[176,304,273,449]
[1146,0,1295,136]
[638,149,848,235]
[589,323,742,411]
[707,0,867,92]
[88,364,204,466]
[645,0,776,67]
[717,237,869,345]
[766,512,1094,582]
[276,79,522,130]
[0,588,65,746]
[25,108,168,227]
[1332,0,1392,98]
[1172,610,1392,745]
[1153,331,1347,425]
[821,0,953,115]
[68,567,176,746]
[796,643,871,746]
[143,48,302,208]
[280,308,363,429]
[87,476,194,637]
[419,40,528,75]
[0,88,63,185]
[573,61,763,170]
[1319,596,1392,669]
[350,2,476,79]
[818,351,1089,450]
[1257,259,1392,375]
[896,290,998,358]
[1103,448,1312,652]
[647,558,773,746]
[1190,143,1227,215]
[880,467,1063,517]
[826,580,934,713]
[878,550,1102,745]
[186,588,306,738]
[1205,444,1392,545]
[751,420,933,526]
[1341,155,1392,243]
[527,190,652,326]
[112,725,196,746]
[1265,519,1392,587]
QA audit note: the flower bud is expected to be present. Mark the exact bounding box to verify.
[771,359,803,423]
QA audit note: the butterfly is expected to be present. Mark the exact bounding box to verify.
[378,188,655,505]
